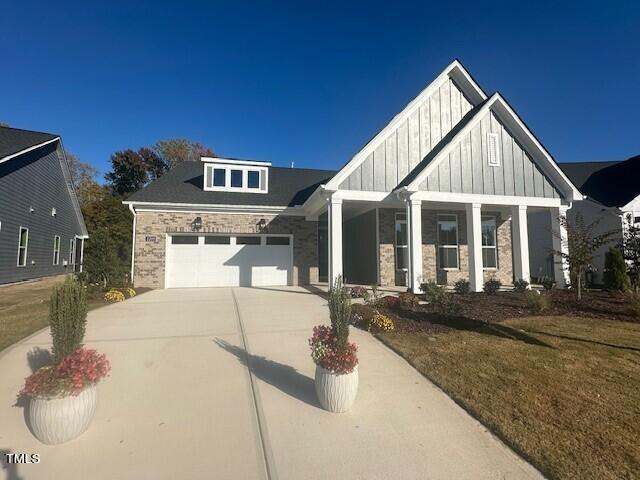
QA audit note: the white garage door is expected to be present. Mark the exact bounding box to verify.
[165,234,292,288]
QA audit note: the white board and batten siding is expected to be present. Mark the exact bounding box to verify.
[340,78,473,192]
[419,110,560,199]
[165,234,292,288]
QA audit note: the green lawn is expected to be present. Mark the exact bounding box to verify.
[378,315,640,480]
[0,276,112,353]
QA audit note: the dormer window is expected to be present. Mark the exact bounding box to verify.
[202,157,270,193]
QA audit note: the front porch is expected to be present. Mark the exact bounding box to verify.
[317,195,570,293]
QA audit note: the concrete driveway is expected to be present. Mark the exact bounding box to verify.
[0,287,543,480]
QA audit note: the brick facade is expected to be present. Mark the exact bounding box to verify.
[378,208,513,288]
[133,211,318,288]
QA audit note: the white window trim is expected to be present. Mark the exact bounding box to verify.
[487,132,500,167]
[53,235,61,265]
[395,212,408,271]
[481,215,498,270]
[69,238,75,265]
[17,227,29,267]
[437,214,459,270]
[204,163,269,194]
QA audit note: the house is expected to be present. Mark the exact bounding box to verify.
[0,126,88,284]
[125,60,582,292]
[529,155,639,285]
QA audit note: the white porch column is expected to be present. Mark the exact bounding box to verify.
[408,199,423,293]
[550,206,570,287]
[466,203,483,292]
[328,197,343,287]
[511,205,531,284]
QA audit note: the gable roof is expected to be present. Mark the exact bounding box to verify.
[399,92,583,201]
[324,59,488,191]
[559,156,639,208]
[0,126,59,161]
[126,161,337,207]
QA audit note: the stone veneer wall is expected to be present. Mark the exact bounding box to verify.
[378,208,513,287]
[134,211,318,288]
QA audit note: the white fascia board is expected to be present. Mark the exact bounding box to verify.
[324,60,487,191]
[621,193,640,212]
[200,156,272,167]
[123,200,303,216]
[405,93,583,202]
[411,191,564,208]
[0,137,60,164]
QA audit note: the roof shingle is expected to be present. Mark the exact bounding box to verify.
[0,126,58,160]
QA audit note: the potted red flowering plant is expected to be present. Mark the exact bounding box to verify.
[309,276,359,412]
[19,278,111,445]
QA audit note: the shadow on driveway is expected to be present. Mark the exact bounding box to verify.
[214,338,320,409]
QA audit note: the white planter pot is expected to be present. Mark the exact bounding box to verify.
[315,365,358,413]
[29,384,98,445]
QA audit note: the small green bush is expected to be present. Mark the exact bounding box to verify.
[432,293,461,316]
[525,291,550,312]
[513,279,530,293]
[453,279,470,294]
[483,278,502,295]
[363,284,383,307]
[50,277,88,362]
[603,247,631,292]
[420,280,446,303]
[541,277,555,291]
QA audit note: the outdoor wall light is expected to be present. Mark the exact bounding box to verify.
[256,218,266,232]
[191,216,203,231]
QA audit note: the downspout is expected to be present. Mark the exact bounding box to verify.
[129,204,137,286]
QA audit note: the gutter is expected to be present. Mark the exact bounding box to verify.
[128,204,137,285]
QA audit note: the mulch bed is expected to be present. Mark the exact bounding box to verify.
[352,289,639,336]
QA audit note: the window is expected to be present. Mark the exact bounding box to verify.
[230,170,243,188]
[17,227,28,267]
[53,236,61,265]
[203,163,268,193]
[69,239,75,265]
[213,168,226,187]
[237,236,261,245]
[635,216,640,225]
[205,236,231,245]
[437,215,459,269]
[266,236,290,245]
[487,133,500,167]
[247,170,260,189]
[481,216,497,269]
[395,213,408,270]
[172,236,199,245]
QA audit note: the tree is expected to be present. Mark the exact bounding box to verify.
[153,139,215,168]
[138,147,168,181]
[622,214,640,290]
[105,149,149,195]
[603,247,631,292]
[66,152,98,189]
[552,213,617,300]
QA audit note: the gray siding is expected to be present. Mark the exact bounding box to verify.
[418,110,561,198]
[0,143,85,284]
[340,78,474,191]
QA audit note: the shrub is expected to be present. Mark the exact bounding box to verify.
[420,280,446,303]
[625,292,640,318]
[363,284,383,307]
[104,289,126,302]
[397,292,420,308]
[20,348,111,399]
[328,276,351,351]
[350,312,364,326]
[541,277,555,291]
[380,295,400,309]
[350,286,367,298]
[513,279,530,293]
[483,278,502,295]
[126,287,136,298]
[525,291,550,312]
[368,313,394,332]
[603,247,631,292]
[49,277,88,363]
[453,279,470,294]
[432,293,461,316]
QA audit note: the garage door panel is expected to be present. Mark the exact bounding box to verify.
[166,235,292,288]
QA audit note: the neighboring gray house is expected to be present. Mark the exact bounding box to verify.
[529,155,640,285]
[0,126,88,284]
[125,60,582,292]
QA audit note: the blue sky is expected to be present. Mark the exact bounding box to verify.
[1,0,638,178]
